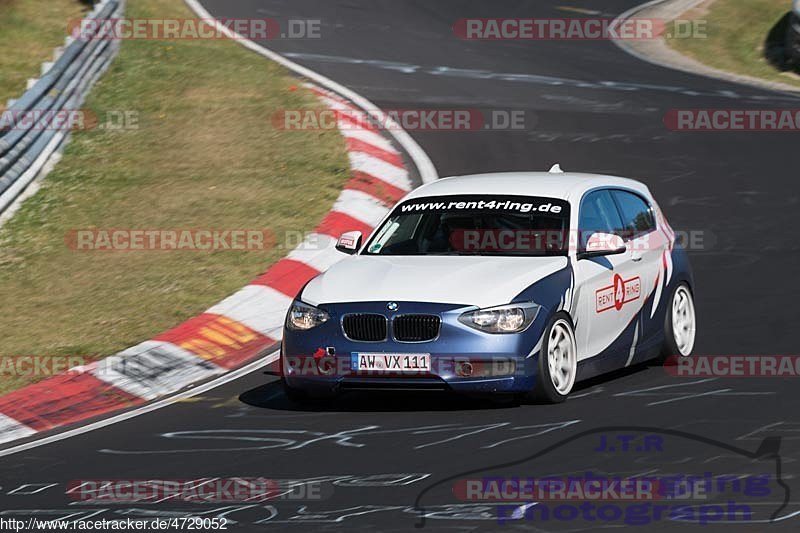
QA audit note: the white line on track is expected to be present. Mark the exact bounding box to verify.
[613,377,717,396]
[645,388,732,406]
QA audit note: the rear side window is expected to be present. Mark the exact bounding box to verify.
[612,190,656,238]
[579,190,624,243]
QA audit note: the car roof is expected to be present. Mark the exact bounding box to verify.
[404,171,652,203]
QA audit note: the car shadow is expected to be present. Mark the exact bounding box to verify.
[239,379,519,412]
[572,359,653,393]
[240,360,654,412]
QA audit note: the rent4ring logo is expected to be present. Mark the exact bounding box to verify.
[596,274,641,313]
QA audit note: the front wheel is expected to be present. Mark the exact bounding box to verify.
[661,283,697,359]
[528,313,577,404]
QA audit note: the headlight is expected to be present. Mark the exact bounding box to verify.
[287,300,330,330]
[458,303,540,334]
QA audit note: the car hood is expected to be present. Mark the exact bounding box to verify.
[301,255,569,308]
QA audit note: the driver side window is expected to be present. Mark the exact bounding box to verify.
[579,190,624,247]
[611,190,656,239]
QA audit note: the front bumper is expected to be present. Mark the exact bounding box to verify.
[281,301,549,395]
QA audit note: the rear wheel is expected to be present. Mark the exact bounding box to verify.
[528,314,577,403]
[661,283,697,359]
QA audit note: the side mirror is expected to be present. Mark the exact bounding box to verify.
[335,231,363,255]
[577,232,626,260]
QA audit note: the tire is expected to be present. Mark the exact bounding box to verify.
[528,313,578,404]
[660,283,697,360]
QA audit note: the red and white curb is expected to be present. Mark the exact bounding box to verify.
[0,84,419,445]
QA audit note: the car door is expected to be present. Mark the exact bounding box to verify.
[574,189,650,361]
[610,189,667,346]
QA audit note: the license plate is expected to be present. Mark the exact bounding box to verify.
[352,353,431,373]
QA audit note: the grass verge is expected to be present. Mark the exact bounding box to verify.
[0,0,90,104]
[0,0,350,393]
[666,0,800,89]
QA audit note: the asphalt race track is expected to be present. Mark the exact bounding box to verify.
[1,1,798,530]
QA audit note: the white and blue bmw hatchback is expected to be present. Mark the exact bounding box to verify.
[281,169,696,403]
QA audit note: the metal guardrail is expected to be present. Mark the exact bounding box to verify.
[0,0,124,215]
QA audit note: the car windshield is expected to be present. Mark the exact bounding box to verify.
[363,194,570,256]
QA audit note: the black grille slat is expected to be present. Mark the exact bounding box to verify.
[393,315,440,342]
[343,314,387,342]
